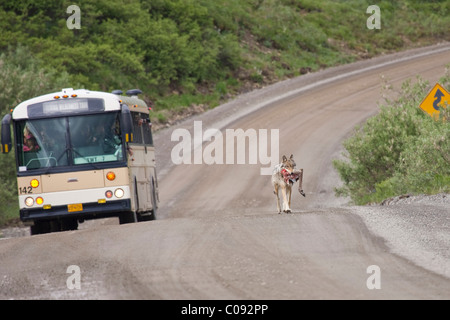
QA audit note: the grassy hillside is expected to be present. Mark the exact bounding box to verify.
[0,0,449,224]
[1,0,449,122]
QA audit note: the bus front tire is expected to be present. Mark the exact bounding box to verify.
[30,218,78,235]
[118,211,137,224]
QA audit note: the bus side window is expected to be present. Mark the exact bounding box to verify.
[132,113,143,144]
[131,112,152,146]
[142,114,153,146]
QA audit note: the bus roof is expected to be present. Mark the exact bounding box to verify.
[12,88,149,120]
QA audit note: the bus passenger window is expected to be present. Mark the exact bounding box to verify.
[132,113,143,144]
[131,112,153,146]
[142,115,153,146]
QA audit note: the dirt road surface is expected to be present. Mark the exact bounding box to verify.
[1,43,449,300]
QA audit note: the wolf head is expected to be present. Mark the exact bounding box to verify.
[281,154,296,174]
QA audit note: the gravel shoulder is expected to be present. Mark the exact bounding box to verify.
[352,194,450,279]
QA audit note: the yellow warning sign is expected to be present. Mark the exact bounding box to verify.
[419,83,450,119]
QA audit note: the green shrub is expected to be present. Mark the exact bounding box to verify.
[0,46,72,220]
[334,69,450,204]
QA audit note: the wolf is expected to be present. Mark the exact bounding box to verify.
[272,154,305,213]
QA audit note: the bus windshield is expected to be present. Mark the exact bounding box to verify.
[16,112,124,172]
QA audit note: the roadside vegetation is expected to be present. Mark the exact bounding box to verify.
[0,0,449,225]
[333,68,450,205]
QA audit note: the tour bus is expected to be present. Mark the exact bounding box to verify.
[1,88,159,235]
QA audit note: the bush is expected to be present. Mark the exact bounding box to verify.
[333,68,450,204]
[1,0,449,110]
[0,46,72,220]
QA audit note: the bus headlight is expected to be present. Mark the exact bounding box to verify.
[36,197,44,205]
[114,188,124,198]
[105,190,113,199]
[25,197,34,207]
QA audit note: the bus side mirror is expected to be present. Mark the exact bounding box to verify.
[121,104,133,142]
[1,114,12,154]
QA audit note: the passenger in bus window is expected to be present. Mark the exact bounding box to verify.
[103,119,122,153]
[23,127,39,152]
[94,126,105,144]
[39,129,55,150]
[79,125,96,146]
[85,125,105,146]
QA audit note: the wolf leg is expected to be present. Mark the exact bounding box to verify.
[274,185,281,213]
[281,186,291,213]
[297,169,306,197]
[288,185,292,208]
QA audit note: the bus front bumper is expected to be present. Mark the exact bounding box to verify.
[20,199,131,222]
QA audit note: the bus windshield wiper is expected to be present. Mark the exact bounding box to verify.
[41,146,100,174]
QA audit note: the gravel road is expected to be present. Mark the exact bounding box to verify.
[0,43,449,300]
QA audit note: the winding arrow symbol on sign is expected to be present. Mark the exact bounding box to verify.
[433,89,444,110]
